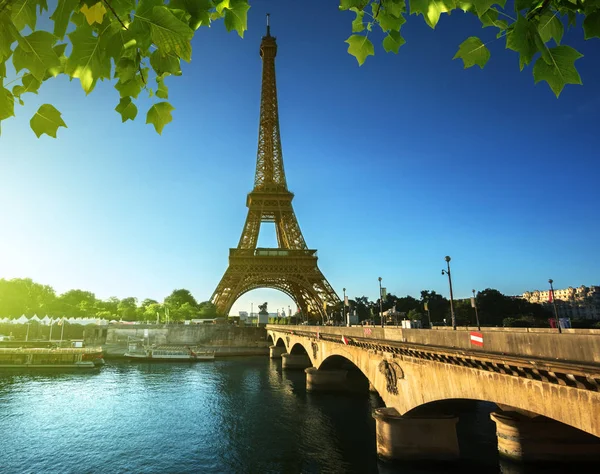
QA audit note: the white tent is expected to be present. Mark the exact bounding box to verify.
[41,315,52,325]
[15,315,29,324]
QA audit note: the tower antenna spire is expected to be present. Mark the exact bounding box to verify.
[266,13,271,36]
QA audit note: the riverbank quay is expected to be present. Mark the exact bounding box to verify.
[94,324,270,359]
[104,344,269,359]
[0,346,104,368]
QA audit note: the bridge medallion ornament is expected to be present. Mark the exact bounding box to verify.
[210,21,340,319]
[378,359,404,395]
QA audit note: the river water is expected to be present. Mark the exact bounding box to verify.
[0,356,557,473]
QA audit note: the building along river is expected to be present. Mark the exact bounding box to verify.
[0,356,579,473]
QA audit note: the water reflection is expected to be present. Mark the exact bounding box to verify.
[1,357,579,474]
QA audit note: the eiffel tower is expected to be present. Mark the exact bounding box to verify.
[211,16,340,319]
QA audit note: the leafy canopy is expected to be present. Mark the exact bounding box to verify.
[0,0,596,137]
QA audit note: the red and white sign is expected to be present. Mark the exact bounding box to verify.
[341,335,349,345]
[363,327,372,336]
[470,331,484,347]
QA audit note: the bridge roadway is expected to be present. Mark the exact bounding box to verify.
[266,324,600,464]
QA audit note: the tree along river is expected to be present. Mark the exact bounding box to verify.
[0,356,569,473]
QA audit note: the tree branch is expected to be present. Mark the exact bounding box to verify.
[102,0,128,30]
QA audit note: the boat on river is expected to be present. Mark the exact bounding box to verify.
[0,347,105,369]
[124,346,215,362]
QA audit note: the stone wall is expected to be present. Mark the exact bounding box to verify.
[268,325,600,364]
[105,324,268,348]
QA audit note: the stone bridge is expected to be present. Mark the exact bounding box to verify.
[267,325,600,464]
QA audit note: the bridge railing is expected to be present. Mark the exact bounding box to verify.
[266,325,600,365]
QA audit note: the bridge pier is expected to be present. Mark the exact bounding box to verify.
[373,407,459,462]
[305,368,348,391]
[491,411,600,463]
[281,353,312,370]
[269,345,286,359]
[305,367,370,393]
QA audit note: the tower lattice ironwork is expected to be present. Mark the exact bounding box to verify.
[211,18,340,319]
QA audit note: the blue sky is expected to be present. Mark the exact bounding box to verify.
[1,1,599,315]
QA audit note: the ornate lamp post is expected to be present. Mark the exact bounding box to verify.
[549,279,561,334]
[441,256,456,330]
[343,288,348,327]
[472,289,481,331]
[378,277,384,328]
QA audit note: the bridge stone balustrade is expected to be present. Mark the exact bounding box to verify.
[267,325,600,464]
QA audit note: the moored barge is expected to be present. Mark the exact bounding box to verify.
[0,347,105,369]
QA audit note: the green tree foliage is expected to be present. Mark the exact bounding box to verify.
[164,288,198,309]
[0,0,596,138]
[0,277,206,322]
[55,289,97,317]
[117,296,138,320]
[476,288,551,326]
[0,278,56,316]
[197,300,219,318]
[420,290,450,324]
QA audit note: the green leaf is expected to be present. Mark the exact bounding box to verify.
[382,30,405,53]
[478,9,508,29]
[170,0,212,30]
[12,73,42,97]
[140,6,194,61]
[0,13,18,62]
[65,22,112,93]
[109,0,135,19]
[115,76,144,98]
[130,0,164,52]
[471,0,506,16]
[583,11,600,39]
[11,0,38,31]
[453,36,490,68]
[410,0,456,28]
[50,0,79,39]
[345,34,374,65]
[156,79,168,98]
[30,104,67,138]
[378,9,406,31]
[537,10,563,44]
[223,0,250,38]
[115,57,137,82]
[533,45,582,97]
[351,8,365,32]
[514,0,537,11]
[214,0,229,13]
[506,14,537,70]
[340,0,369,10]
[115,96,138,122]
[384,0,406,17]
[146,101,174,134]
[0,86,14,121]
[13,31,60,82]
[99,22,132,62]
[150,50,182,76]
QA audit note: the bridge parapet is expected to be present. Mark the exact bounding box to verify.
[267,325,600,364]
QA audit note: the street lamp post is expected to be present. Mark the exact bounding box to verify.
[343,288,348,327]
[549,279,562,334]
[472,289,481,331]
[378,277,384,328]
[25,322,30,342]
[441,256,456,330]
